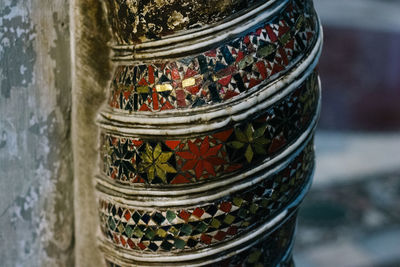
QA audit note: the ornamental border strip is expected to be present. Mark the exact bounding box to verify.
[97,141,313,253]
[98,202,303,264]
[107,0,318,114]
[96,101,319,204]
[97,71,319,189]
[95,112,317,200]
[103,214,297,267]
[97,27,322,131]
[97,134,313,211]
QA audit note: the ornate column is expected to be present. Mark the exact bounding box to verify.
[97,0,322,266]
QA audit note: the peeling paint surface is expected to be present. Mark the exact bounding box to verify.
[0,0,74,266]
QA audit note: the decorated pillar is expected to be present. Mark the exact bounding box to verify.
[97,0,322,266]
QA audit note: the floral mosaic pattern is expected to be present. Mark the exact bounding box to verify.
[108,0,317,112]
[100,71,319,185]
[105,214,295,267]
[99,141,313,253]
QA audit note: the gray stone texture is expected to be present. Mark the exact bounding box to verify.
[0,0,74,266]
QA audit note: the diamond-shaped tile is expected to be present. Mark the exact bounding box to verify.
[117,223,125,233]
[145,229,156,240]
[213,231,227,241]
[131,211,141,223]
[157,228,167,238]
[108,217,116,230]
[211,218,221,229]
[192,207,205,218]
[179,210,191,222]
[141,213,151,224]
[194,222,208,233]
[133,226,144,238]
[125,225,134,238]
[166,210,176,223]
[179,224,193,236]
[148,242,159,252]
[124,210,131,221]
[160,240,174,251]
[223,214,236,225]
[186,238,198,248]
[152,212,166,225]
[174,238,185,249]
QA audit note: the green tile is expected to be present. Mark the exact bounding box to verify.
[223,214,236,225]
[125,225,133,238]
[174,238,185,249]
[108,217,116,230]
[195,222,208,233]
[145,229,156,240]
[117,223,125,233]
[233,197,244,207]
[166,210,176,223]
[211,218,221,229]
[180,224,193,236]
[133,226,144,238]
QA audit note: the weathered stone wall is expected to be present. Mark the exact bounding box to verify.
[71,0,111,266]
[0,0,74,266]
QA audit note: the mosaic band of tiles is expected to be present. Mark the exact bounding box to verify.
[100,71,318,185]
[105,0,264,44]
[207,214,296,267]
[108,0,317,112]
[99,140,313,253]
[104,211,297,267]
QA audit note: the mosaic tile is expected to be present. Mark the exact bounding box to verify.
[100,71,319,185]
[107,0,318,112]
[105,212,296,267]
[208,215,296,267]
[99,140,314,252]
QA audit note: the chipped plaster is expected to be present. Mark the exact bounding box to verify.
[0,0,74,266]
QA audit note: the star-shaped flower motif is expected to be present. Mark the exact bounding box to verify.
[111,139,135,180]
[137,143,176,183]
[271,101,300,139]
[177,136,225,179]
[228,123,270,163]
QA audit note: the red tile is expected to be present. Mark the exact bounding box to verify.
[192,208,205,218]
[212,129,233,142]
[201,234,212,244]
[124,210,131,221]
[213,231,227,241]
[179,210,191,222]
[219,202,232,213]
[165,140,180,150]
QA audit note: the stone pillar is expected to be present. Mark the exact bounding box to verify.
[97,0,322,265]
[0,1,74,266]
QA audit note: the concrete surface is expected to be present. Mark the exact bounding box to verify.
[0,0,74,266]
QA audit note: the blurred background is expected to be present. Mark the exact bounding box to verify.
[294,0,400,266]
